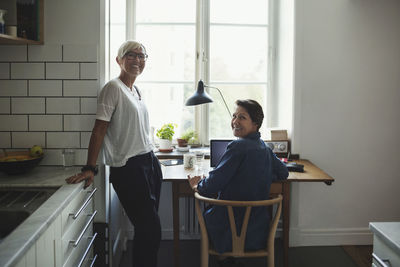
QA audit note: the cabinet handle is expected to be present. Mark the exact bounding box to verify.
[89,254,98,267]
[372,253,391,267]
[71,188,97,219]
[70,210,97,247]
[77,232,97,267]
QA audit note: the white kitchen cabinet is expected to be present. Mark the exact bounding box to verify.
[14,215,62,267]
[370,222,400,267]
[62,186,97,267]
[13,186,97,267]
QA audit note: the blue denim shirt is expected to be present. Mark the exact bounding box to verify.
[197,132,288,253]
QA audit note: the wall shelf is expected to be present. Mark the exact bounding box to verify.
[0,0,43,45]
[0,33,42,45]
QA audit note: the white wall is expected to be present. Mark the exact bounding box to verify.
[291,0,400,246]
[45,0,100,45]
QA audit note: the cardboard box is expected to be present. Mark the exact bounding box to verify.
[270,129,288,140]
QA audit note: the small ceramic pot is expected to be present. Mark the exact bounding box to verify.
[177,138,188,147]
[159,139,172,150]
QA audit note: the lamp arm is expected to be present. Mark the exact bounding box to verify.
[207,86,232,118]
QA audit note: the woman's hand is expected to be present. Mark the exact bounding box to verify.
[187,175,204,191]
[65,171,94,189]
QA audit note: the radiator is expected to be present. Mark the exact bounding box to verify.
[182,197,201,237]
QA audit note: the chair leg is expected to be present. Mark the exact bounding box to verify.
[200,238,209,267]
[267,248,274,267]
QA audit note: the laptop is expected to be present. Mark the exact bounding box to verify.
[210,139,232,168]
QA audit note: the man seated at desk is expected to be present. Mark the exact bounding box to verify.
[188,99,289,266]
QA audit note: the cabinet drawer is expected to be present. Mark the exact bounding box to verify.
[62,199,95,261]
[373,235,400,267]
[63,225,96,267]
[61,187,96,234]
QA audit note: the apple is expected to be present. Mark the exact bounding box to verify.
[30,145,43,157]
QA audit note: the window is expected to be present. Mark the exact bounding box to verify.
[125,0,274,143]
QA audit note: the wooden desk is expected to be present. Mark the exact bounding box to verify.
[162,159,334,267]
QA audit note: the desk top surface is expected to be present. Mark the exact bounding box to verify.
[161,159,334,183]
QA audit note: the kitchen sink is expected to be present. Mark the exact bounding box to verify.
[0,187,58,241]
[0,210,30,239]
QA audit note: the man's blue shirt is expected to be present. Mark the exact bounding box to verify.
[197,132,289,253]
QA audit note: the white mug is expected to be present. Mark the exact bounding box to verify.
[5,26,17,37]
[183,153,196,169]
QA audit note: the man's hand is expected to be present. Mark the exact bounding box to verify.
[187,175,204,191]
[65,171,94,189]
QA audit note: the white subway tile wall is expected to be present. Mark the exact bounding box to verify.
[28,45,62,62]
[0,80,27,96]
[0,44,99,166]
[0,115,28,131]
[46,63,79,79]
[0,63,9,79]
[0,46,27,61]
[47,132,80,148]
[47,98,80,114]
[29,115,63,131]
[80,132,92,148]
[63,44,98,62]
[64,80,98,96]
[0,98,10,113]
[81,98,97,114]
[0,132,11,147]
[29,80,62,96]
[12,132,45,148]
[11,98,45,114]
[64,115,96,131]
[80,63,98,79]
[11,63,45,79]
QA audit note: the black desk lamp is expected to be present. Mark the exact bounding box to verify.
[185,80,232,118]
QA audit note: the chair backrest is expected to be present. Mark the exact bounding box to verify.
[194,192,282,260]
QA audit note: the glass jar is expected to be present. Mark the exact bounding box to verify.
[0,9,6,34]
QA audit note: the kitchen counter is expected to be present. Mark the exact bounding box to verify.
[0,167,83,267]
[369,222,400,256]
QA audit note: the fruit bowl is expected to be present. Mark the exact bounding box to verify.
[0,151,44,175]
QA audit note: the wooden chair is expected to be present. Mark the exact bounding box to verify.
[194,192,283,267]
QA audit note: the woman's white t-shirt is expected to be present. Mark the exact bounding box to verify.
[96,78,154,167]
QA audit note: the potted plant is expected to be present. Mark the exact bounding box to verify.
[177,129,196,147]
[156,123,176,150]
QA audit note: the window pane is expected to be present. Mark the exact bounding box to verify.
[210,0,268,25]
[136,0,195,23]
[209,84,267,139]
[110,26,126,78]
[137,82,195,138]
[210,26,268,82]
[136,25,195,82]
[110,0,126,78]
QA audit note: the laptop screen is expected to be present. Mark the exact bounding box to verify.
[210,139,232,168]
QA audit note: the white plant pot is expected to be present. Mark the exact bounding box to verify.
[159,139,172,150]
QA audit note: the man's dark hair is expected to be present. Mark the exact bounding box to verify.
[235,99,264,131]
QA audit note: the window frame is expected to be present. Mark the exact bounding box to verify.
[126,0,277,145]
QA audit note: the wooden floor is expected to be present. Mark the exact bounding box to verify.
[119,240,372,267]
[342,245,373,267]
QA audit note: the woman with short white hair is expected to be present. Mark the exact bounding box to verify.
[66,40,162,267]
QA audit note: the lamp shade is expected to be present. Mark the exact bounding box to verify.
[185,80,213,106]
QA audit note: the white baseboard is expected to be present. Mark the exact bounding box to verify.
[160,227,372,247]
[289,227,374,246]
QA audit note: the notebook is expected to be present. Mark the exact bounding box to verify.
[209,139,232,168]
